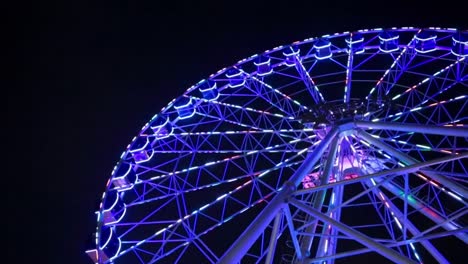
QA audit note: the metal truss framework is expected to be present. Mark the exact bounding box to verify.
[88,27,468,264]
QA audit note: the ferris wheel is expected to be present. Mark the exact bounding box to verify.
[86,27,467,264]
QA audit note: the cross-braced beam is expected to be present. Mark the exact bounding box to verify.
[356,129,468,198]
[363,180,449,263]
[218,126,341,263]
[293,151,468,196]
[289,198,418,264]
[355,121,468,138]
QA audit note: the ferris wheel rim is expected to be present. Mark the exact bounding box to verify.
[88,26,467,264]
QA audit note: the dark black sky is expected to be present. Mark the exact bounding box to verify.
[11,1,467,263]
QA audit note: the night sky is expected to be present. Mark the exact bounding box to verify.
[12,1,467,263]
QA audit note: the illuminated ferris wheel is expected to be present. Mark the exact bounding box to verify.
[86,27,467,264]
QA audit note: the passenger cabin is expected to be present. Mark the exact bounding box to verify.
[199,80,219,100]
[415,30,437,53]
[314,38,332,60]
[226,68,245,88]
[452,31,467,57]
[174,97,196,119]
[379,31,399,53]
[129,137,154,163]
[254,55,272,76]
[151,115,173,139]
[283,45,300,66]
[102,190,126,225]
[111,163,137,191]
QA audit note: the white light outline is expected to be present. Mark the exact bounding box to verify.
[112,163,133,181]
[129,137,150,153]
[104,206,127,225]
[198,81,217,92]
[178,107,196,119]
[103,192,119,212]
[254,57,271,66]
[134,149,155,164]
[174,97,193,109]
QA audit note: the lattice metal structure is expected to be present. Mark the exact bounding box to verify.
[86,27,467,264]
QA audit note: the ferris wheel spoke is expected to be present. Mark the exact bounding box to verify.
[192,95,295,122]
[405,51,454,71]
[399,82,466,123]
[368,131,468,157]
[375,93,465,125]
[389,57,464,104]
[366,32,420,100]
[414,207,468,238]
[355,121,468,138]
[121,148,312,253]
[127,147,308,207]
[193,101,300,133]
[244,75,307,116]
[133,133,315,185]
[343,46,354,103]
[123,187,279,263]
[352,48,380,70]
[149,129,305,154]
[291,55,325,104]
[363,179,445,263]
[373,177,468,244]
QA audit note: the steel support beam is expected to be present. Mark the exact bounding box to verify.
[284,206,303,260]
[293,152,467,196]
[304,227,468,263]
[355,121,468,138]
[315,183,344,263]
[289,198,418,264]
[218,126,341,263]
[265,212,282,264]
[300,136,341,257]
[356,130,468,199]
[374,178,468,243]
[364,180,449,263]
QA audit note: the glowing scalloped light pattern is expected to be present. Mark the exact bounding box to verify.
[105,206,127,225]
[174,97,193,109]
[103,193,119,212]
[134,150,154,164]
[254,57,271,66]
[113,164,133,180]
[315,52,332,60]
[226,70,242,79]
[452,36,468,44]
[379,34,399,41]
[129,138,150,153]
